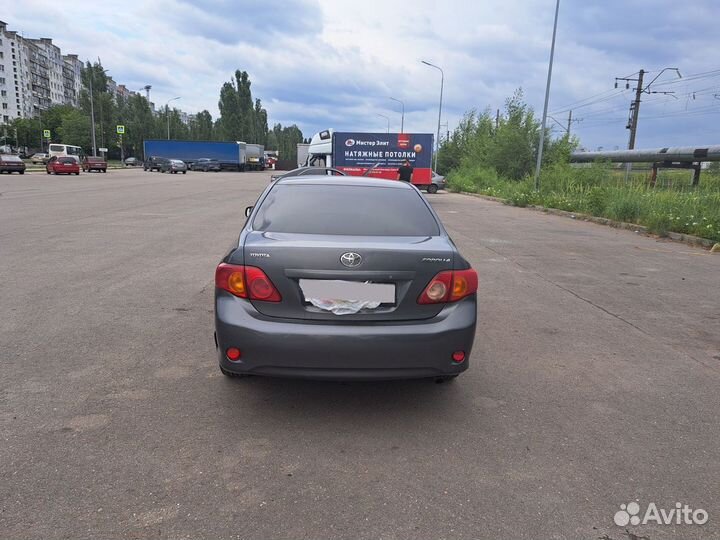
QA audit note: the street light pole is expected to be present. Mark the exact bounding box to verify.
[166,97,180,140]
[88,69,97,156]
[377,113,390,133]
[421,60,443,172]
[533,0,560,191]
[87,64,109,157]
[389,97,405,133]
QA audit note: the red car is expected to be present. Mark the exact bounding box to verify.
[46,156,80,175]
[81,156,107,173]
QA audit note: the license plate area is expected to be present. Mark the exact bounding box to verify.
[299,279,395,304]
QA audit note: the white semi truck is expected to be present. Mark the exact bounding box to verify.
[242,142,265,171]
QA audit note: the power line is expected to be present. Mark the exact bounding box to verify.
[549,88,620,113]
[550,89,627,115]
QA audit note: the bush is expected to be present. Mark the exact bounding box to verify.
[583,186,608,215]
[606,194,642,223]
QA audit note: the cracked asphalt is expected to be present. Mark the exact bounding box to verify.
[1,169,718,540]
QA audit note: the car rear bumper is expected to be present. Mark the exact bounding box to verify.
[215,292,477,380]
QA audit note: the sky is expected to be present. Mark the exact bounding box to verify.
[3,0,720,150]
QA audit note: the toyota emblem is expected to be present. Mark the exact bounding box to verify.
[340,252,362,267]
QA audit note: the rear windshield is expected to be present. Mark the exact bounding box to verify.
[1,155,22,162]
[59,158,76,164]
[253,184,440,236]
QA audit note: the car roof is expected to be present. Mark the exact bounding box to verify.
[275,176,413,189]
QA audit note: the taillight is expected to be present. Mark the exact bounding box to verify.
[216,263,247,297]
[215,263,281,302]
[418,269,478,304]
[244,266,282,302]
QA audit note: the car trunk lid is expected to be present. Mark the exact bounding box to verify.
[236,231,455,321]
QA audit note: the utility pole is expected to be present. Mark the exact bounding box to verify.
[627,69,644,151]
[615,67,680,178]
[566,110,573,136]
[495,109,500,131]
[533,0,561,191]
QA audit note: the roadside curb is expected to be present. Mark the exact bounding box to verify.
[458,191,717,250]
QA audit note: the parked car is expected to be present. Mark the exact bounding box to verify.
[143,156,169,172]
[264,155,278,169]
[160,159,188,174]
[124,157,141,167]
[0,154,26,174]
[214,176,478,381]
[81,156,108,173]
[30,152,49,164]
[191,158,222,172]
[46,156,80,175]
[427,171,446,194]
[270,166,346,182]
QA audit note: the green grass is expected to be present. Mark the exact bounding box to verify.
[447,162,720,243]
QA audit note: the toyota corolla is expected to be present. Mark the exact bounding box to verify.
[214,176,478,381]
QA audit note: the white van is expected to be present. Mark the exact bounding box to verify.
[48,144,84,163]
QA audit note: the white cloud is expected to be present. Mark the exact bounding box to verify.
[3,0,719,147]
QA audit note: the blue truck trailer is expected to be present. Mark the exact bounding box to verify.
[143,140,253,171]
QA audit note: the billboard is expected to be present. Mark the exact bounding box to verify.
[332,132,434,183]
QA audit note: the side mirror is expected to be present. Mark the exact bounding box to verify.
[245,206,253,217]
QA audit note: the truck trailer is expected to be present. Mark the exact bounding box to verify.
[143,140,264,171]
[297,143,310,168]
[244,143,265,171]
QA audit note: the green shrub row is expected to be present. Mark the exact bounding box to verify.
[447,162,720,243]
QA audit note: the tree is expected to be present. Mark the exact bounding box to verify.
[216,70,266,143]
[489,89,539,180]
[189,110,214,140]
[272,123,304,164]
[124,93,155,159]
[41,105,77,142]
[436,88,576,180]
[78,61,119,155]
[167,108,189,140]
[57,109,92,150]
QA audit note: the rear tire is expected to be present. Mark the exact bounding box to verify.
[427,184,438,194]
[20,170,25,175]
[220,365,250,378]
[182,171,186,174]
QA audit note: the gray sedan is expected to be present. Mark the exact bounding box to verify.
[214,176,478,381]
[161,159,187,174]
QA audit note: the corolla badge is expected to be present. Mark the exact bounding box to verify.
[340,252,362,267]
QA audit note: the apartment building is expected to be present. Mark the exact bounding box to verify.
[0,21,23,124]
[63,54,83,107]
[1,20,190,129]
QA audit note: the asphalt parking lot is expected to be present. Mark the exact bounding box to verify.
[1,168,718,540]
